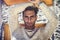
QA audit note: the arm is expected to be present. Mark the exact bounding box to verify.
[39,2,58,39]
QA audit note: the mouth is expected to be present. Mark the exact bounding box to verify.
[26,23,32,26]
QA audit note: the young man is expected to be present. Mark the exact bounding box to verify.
[12,0,58,40]
[12,6,41,40]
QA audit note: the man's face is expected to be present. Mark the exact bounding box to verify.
[23,10,37,27]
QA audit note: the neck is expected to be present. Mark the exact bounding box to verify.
[25,26,35,30]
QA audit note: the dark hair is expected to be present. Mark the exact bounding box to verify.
[23,6,38,15]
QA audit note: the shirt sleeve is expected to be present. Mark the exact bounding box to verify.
[39,2,58,39]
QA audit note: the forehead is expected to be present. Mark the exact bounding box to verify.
[23,10,36,16]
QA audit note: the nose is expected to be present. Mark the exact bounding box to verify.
[28,18,31,23]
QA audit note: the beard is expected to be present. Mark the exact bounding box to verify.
[24,23,35,30]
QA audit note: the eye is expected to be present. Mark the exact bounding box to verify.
[31,16,34,17]
[24,16,28,18]
[31,16,35,18]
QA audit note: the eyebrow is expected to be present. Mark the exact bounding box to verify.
[24,15,35,17]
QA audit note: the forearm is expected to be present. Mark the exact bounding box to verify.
[39,2,58,39]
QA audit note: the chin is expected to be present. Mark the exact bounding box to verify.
[28,25,32,27]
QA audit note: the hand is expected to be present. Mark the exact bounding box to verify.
[28,0,42,7]
[28,0,40,4]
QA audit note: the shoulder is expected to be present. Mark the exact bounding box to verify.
[12,27,27,40]
[12,27,24,37]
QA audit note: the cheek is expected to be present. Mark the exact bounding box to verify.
[24,18,28,22]
[31,18,36,22]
